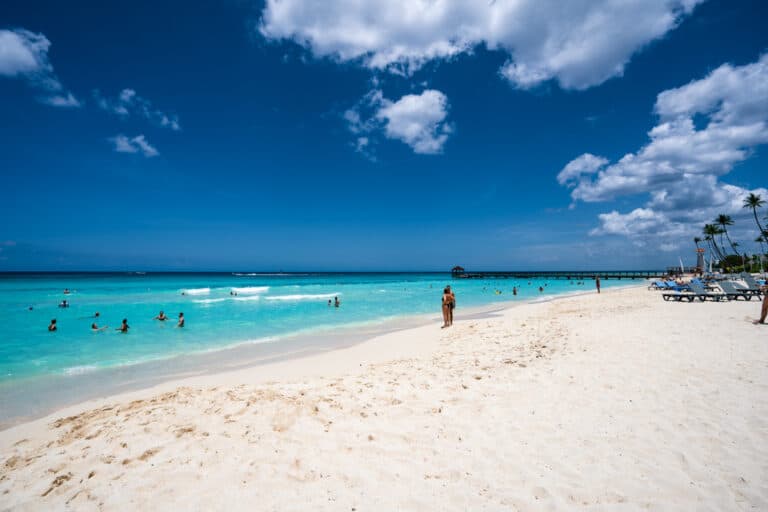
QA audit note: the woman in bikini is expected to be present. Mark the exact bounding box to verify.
[441,287,452,328]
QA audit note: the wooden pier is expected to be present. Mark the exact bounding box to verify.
[450,269,664,280]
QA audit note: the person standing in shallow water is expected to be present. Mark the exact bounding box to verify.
[595,275,601,294]
[117,319,129,333]
[177,312,185,328]
[48,319,57,331]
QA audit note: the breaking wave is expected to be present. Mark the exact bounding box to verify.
[265,293,339,301]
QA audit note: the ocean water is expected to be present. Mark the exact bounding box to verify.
[0,272,633,424]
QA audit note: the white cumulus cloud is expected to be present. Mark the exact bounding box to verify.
[0,28,80,107]
[110,134,159,157]
[560,54,768,251]
[94,88,181,131]
[345,89,452,155]
[259,0,702,90]
[376,90,451,154]
[557,153,609,186]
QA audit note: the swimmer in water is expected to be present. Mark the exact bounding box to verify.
[334,297,340,308]
[177,312,185,328]
[91,322,108,332]
[154,310,168,321]
[59,300,69,308]
[48,319,57,331]
[63,288,70,294]
[117,319,129,333]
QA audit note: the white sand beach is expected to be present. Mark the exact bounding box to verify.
[1,285,766,510]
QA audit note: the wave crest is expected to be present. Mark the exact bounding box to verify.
[182,288,210,295]
[265,293,339,301]
[231,286,269,295]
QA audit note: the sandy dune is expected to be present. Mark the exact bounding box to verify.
[1,286,767,510]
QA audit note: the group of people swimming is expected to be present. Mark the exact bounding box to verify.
[48,308,184,333]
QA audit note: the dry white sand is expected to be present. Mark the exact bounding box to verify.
[1,286,767,511]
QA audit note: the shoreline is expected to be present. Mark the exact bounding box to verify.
[0,283,640,430]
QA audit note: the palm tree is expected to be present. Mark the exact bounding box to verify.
[757,235,766,256]
[743,193,766,236]
[703,224,725,260]
[715,214,740,256]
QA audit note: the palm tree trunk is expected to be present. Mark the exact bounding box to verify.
[724,229,740,256]
[714,238,726,260]
[708,238,724,261]
[753,209,766,236]
[718,233,727,256]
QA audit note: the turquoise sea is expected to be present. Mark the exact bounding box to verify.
[0,272,633,425]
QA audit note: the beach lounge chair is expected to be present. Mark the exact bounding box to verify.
[688,281,726,302]
[739,273,765,296]
[665,280,690,291]
[649,280,668,290]
[719,281,755,301]
[661,290,695,302]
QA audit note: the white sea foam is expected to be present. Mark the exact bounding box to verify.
[265,293,339,301]
[193,298,227,304]
[231,286,269,295]
[63,365,98,376]
[182,287,211,296]
[233,295,262,302]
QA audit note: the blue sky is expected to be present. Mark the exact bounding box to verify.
[1,0,766,271]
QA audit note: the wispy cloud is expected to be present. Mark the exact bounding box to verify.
[94,88,181,131]
[109,134,159,157]
[0,28,80,107]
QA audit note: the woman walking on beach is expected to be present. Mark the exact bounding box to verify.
[441,287,452,328]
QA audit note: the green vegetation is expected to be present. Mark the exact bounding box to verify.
[697,193,767,272]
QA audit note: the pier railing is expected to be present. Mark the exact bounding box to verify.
[451,270,665,280]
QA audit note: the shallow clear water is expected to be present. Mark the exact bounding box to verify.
[0,272,640,425]
[0,272,630,382]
